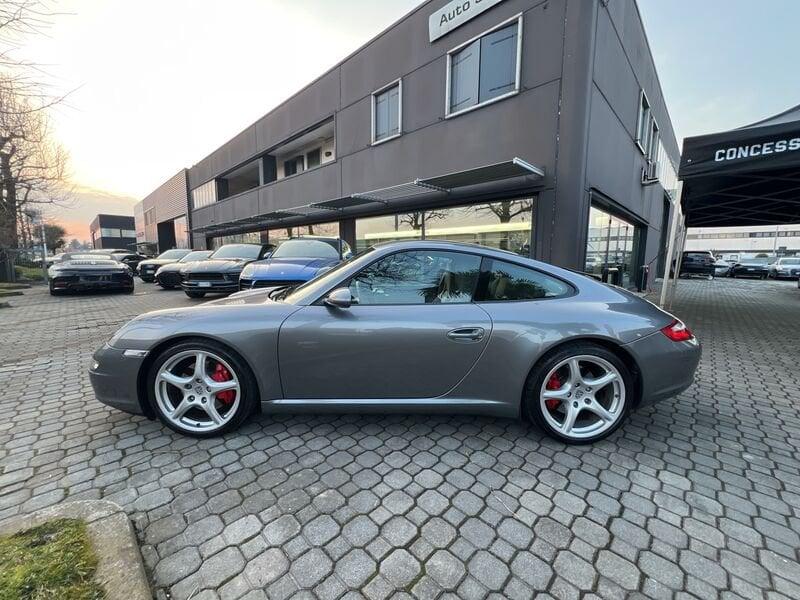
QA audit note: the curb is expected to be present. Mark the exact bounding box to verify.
[0,500,151,600]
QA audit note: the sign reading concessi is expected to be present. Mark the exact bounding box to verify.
[429,0,506,42]
[714,138,800,163]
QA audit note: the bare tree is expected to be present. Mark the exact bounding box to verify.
[399,210,447,231]
[472,199,533,223]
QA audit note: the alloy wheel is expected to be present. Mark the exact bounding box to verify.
[539,355,625,440]
[154,350,241,433]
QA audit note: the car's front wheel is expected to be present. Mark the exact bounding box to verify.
[146,340,258,437]
[525,343,633,444]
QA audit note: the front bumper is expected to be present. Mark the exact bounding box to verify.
[89,344,147,415]
[627,331,701,407]
[138,267,157,282]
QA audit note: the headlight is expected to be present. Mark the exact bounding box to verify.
[240,264,255,278]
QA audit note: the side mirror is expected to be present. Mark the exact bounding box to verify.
[324,287,355,309]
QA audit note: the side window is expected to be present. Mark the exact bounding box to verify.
[349,250,481,305]
[481,259,570,301]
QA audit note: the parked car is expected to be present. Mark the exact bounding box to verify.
[108,251,147,271]
[767,257,800,279]
[675,251,715,279]
[90,240,701,444]
[180,243,274,298]
[238,237,351,291]
[136,248,192,282]
[713,259,731,277]
[155,250,213,289]
[48,252,134,295]
[729,257,771,278]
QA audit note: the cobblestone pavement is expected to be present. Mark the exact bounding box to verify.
[1,279,799,600]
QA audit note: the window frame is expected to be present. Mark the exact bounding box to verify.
[371,78,403,146]
[635,90,650,154]
[445,14,523,120]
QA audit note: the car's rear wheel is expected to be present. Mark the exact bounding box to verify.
[185,291,206,298]
[147,340,258,437]
[525,343,632,444]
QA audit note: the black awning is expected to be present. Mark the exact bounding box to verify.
[421,158,544,189]
[680,104,800,227]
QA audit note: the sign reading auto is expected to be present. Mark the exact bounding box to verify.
[429,0,506,42]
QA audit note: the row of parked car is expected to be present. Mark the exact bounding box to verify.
[46,237,353,297]
[139,237,352,298]
[677,251,800,281]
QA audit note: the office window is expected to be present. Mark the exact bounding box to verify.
[372,80,401,143]
[144,208,155,225]
[100,228,121,237]
[636,91,651,152]
[648,119,660,162]
[192,180,217,209]
[121,229,136,238]
[447,18,521,117]
[284,156,304,177]
[306,148,321,169]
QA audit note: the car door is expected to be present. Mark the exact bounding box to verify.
[278,249,492,399]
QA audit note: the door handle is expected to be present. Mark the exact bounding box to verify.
[447,327,485,342]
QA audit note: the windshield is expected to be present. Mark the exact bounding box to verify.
[282,247,375,303]
[180,251,212,262]
[742,257,770,264]
[272,239,341,259]
[158,249,189,260]
[210,244,262,259]
[778,258,800,265]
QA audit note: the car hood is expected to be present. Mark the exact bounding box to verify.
[182,258,253,273]
[245,257,338,279]
[139,258,177,267]
[108,291,297,350]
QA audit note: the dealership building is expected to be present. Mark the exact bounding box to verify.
[137,0,679,289]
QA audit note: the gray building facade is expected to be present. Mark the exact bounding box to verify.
[89,214,136,250]
[134,169,191,253]
[156,0,679,289]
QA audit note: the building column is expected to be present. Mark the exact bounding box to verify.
[339,218,356,249]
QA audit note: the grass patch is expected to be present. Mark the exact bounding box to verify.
[14,265,45,281]
[0,519,104,600]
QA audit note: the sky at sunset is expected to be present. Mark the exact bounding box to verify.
[17,0,800,239]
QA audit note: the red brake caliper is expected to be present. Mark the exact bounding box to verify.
[211,362,235,405]
[545,373,562,411]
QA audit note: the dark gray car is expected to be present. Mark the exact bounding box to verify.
[89,241,701,444]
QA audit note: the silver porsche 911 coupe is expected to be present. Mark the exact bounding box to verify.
[89,241,700,444]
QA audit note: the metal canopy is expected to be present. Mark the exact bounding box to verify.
[422,157,544,189]
[192,157,545,234]
[679,103,800,227]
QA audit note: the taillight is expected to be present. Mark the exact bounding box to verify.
[660,319,694,342]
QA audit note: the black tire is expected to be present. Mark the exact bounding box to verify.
[146,339,259,438]
[524,342,634,444]
[185,291,206,298]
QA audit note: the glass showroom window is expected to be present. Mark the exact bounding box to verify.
[100,228,121,237]
[585,205,642,289]
[208,231,263,250]
[424,199,534,256]
[355,213,422,252]
[268,221,339,245]
[192,180,217,209]
[372,80,401,143]
[447,17,521,117]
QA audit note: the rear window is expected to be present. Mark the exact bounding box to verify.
[479,259,571,301]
